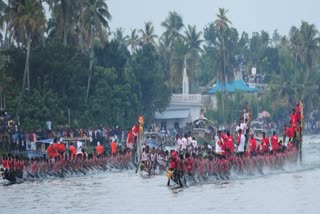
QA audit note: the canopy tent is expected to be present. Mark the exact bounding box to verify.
[207,80,260,94]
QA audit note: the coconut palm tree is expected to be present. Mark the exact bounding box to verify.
[139,21,157,45]
[48,0,76,47]
[298,21,320,85]
[8,0,45,92]
[82,0,111,102]
[161,11,184,43]
[126,29,139,53]
[213,8,233,122]
[184,25,203,51]
[0,0,7,42]
[214,8,232,84]
[113,27,128,47]
[159,33,172,82]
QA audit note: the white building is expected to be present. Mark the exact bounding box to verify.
[154,59,203,130]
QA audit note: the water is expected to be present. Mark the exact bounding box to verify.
[1,135,320,214]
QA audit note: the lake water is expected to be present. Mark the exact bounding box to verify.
[1,135,320,214]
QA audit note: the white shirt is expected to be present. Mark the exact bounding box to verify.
[181,137,187,150]
[237,134,246,152]
[215,137,224,154]
[175,138,182,151]
[141,151,149,161]
[76,141,83,154]
[191,139,197,148]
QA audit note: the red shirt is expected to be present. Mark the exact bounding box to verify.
[249,138,257,152]
[47,145,57,158]
[271,135,279,151]
[287,126,295,138]
[291,113,297,126]
[69,145,77,156]
[184,158,193,172]
[225,136,234,153]
[169,156,177,169]
[2,159,8,169]
[59,143,65,153]
[261,137,269,153]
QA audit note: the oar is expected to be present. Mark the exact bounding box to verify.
[135,161,141,173]
[24,169,35,178]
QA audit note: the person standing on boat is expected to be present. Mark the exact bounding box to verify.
[181,134,188,152]
[76,140,83,159]
[215,131,225,159]
[295,101,302,123]
[236,129,246,158]
[174,134,182,151]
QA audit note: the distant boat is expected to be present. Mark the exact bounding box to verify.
[189,118,217,145]
[144,132,166,149]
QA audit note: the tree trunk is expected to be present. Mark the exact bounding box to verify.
[63,22,67,47]
[16,33,32,116]
[25,32,32,91]
[85,27,94,102]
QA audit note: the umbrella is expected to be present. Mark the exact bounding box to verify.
[260,111,270,118]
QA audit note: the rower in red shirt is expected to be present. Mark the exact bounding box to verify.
[290,109,297,127]
[249,134,257,156]
[225,131,234,155]
[270,131,279,154]
[260,132,269,154]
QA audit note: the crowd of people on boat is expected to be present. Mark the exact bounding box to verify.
[164,101,303,187]
[0,145,134,183]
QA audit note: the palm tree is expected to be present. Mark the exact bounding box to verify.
[126,29,140,53]
[0,0,7,42]
[184,25,203,51]
[214,8,232,84]
[113,27,128,47]
[139,21,157,45]
[82,0,111,102]
[170,38,189,89]
[298,21,320,86]
[161,11,184,43]
[8,0,45,92]
[49,0,76,47]
[213,8,233,123]
[159,33,172,82]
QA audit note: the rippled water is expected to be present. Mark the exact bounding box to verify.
[1,135,320,214]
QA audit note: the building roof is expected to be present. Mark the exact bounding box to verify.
[155,109,190,120]
[207,80,260,94]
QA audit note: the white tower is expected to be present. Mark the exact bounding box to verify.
[182,56,189,95]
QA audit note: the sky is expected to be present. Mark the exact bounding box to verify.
[107,0,320,37]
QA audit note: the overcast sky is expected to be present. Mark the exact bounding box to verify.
[107,0,320,37]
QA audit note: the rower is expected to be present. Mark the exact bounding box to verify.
[260,132,269,155]
[249,134,257,157]
[270,131,279,154]
[96,142,104,157]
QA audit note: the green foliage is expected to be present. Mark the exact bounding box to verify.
[1,5,320,131]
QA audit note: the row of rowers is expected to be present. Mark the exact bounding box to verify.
[46,138,118,159]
